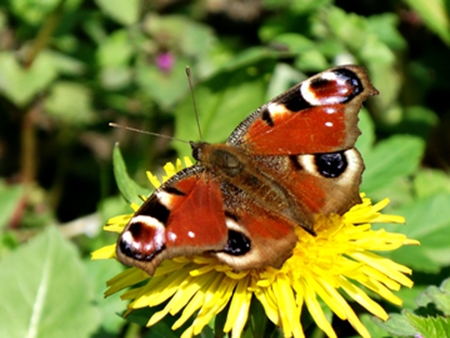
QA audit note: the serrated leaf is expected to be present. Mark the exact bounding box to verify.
[113,144,150,205]
[406,312,450,338]
[361,135,425,195]
[0,226,100,338]
[372,312,418,336]
[416,279,450,316]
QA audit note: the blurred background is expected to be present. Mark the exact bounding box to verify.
[1,0,450,337]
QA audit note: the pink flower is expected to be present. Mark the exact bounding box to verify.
[156,52,174,72]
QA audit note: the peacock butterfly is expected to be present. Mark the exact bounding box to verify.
[116,65,378,276]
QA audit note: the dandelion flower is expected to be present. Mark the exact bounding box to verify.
[92,158,418,338]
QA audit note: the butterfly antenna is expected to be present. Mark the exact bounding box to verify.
[109,122,190,144]
[186,66,203,141]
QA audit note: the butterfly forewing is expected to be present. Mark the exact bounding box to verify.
[228,65,378,155]
[116,166,228,276]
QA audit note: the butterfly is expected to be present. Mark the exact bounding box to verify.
[116,65,378,276]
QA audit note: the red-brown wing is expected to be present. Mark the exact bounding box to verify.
[214,184,298,270]
[116,166,227,276]
[227,65,378,155]
[252,148,365,229]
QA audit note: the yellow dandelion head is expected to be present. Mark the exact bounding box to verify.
[92,160,418,338]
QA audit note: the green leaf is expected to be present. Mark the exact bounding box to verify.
[265,63,305,101]
[271,34,315,53]
[406,312,450,338]
[0,226,100,338]
[173,58,276,156]
[135,58,190,110]
[85,259,125,334]
[361,135,425,195]
[0,181,23,229]
[386,193,450,272]
[44,81,96,125]
[396,285,428,310]
[143,14,216,58]
[294,49,329,71]
[113,144,149,205]
[360,314,392,337]
[414,169,450,198]
[398,106,439,139]
[366,14,407,50]
[0,51,58,107]
[96,29,134,89]
[95,0,140,26]
[11,0,82,25]
[415,278,450,316]
[404,0,450,45]
[355,108,375,158]
[96,29,134,67]
[290,0,331,13]
[372,312,418,336]
[221,47,283,71]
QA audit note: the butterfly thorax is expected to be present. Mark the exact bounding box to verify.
[190,141,314,232]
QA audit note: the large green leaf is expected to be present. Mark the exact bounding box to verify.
[0,226,100,338]
[173,55,277,156]
[384,193,450,272]
[84,259,125,334]
[361,135,425,195]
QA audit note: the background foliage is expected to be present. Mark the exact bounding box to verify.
[1,0,450,337]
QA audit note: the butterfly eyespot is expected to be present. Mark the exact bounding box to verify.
[222,230,251,256]
[334,68,363,99]
[314,151,348,178]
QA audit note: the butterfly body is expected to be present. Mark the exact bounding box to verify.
[116,65,378,276]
